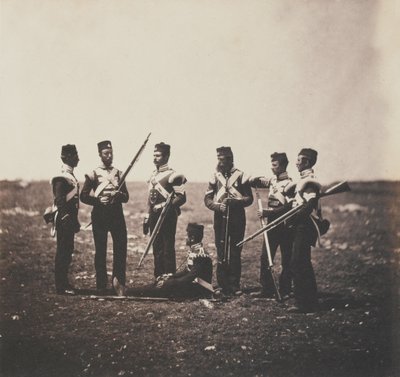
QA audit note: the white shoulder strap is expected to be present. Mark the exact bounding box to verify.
[94,168,119,197]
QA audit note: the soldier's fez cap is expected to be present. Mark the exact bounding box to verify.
[271,152,288,165]
[61,144,78,157]
[97,140,112,152]
[216,146,233,157]
[154,142,170,155]
[186,223,204,239]
[299,148,318,166]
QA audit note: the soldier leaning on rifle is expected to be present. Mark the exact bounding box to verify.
[128,223,213,298]
[143,142,187,279]
[51,144,80,295]
[204,147,253,296]
[80,140,129,296]
[250,152,293,299]
[286,148,321,313]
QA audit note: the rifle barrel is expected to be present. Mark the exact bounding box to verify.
[237,181,351,248]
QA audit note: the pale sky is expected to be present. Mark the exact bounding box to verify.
[1,0,399,184]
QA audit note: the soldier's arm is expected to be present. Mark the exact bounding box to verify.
[240,181,254,208]
[118,182,129,203]
[228,178,254,209]
[296,185,319,218]
[111,171,129,204]
[79,174,98,206]
[170,174,187,208]
[249,176,270,189]
[53,178,69,219]
[204,182,223,212]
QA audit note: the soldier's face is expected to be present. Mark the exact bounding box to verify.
[153,151,168,167]
[100,148,113,167]
[217,156,233,172]
[186,233,200,246]
[271,160,284,176]
[296,155,309,172]
[65,153,79,168]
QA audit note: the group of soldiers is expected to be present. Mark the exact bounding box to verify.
[50,140,323,313]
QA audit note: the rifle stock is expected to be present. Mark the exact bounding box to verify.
[237,181,351,247]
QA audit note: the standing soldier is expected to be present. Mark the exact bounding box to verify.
[204,147,253,295]
[250,152,293,299]
[143,142,187,279]
[51,144,80,295]
[80,141,129,296]
[287,148,321,313]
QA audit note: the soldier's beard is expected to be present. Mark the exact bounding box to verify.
[217,162,233,174]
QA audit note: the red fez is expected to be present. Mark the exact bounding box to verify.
[299,148,318,166]
[270,152,288,165]
[154,142,170,155]
[97,140,112,152]
[61,144,78,157]
[216,146,233,157]
[186,223,204,239]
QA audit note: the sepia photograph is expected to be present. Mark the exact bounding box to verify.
[1,1,399,376]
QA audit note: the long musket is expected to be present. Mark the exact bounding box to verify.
[221,174,231,265]
[114,132,152,194]
[256,189,282,302]
[137,192,174,268]
[237,181,351,247]
[85,132,151,229]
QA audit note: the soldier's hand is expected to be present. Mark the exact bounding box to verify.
[256,209,264,218]
[110,191,124,203]
[152,203,164,213]
[220,202,227,213]
[263,208,276,219]
[250,176,260,186]
[99,196,110,204]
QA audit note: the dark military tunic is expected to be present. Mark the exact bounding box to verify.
[127,242,212,298]
[204,167,253,293]
[289,168,320,310]
[251,172,293,296]
[80,164,129,289]
[52,164,80,293]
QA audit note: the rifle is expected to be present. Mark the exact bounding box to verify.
[255,189,282,302]
[84,132,151,228]
[110,132,152,201]
[216,173,232,290]
[84,295,168,301]
[222,202,230,264]
[138,191,174,268]
[237,181,351,247]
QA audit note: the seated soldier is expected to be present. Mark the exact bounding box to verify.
[123,223,213,299]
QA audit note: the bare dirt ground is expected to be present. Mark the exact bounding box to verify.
[0,180,399,377]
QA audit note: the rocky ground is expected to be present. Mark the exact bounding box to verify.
[0,180,399,376]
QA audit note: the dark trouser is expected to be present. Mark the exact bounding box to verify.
[149,210,178,278]
[55,217,76,291]
[260,225,293,296]
[126,268,210,298]
[214,209,246,292]
[91,205,127,289]
[290,221,318,309]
